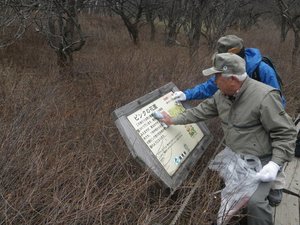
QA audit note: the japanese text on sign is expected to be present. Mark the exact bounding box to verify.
[127,92,204,176]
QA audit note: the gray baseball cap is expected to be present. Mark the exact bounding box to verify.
[202,53,246,76]
[217,35,244,53]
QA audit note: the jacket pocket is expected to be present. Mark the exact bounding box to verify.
[228,125,271,156]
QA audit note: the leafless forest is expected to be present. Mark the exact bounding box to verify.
[0,0,299,225]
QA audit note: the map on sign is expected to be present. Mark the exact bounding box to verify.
[127,92,204,176]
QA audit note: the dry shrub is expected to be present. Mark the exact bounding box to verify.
[0,15,298,225]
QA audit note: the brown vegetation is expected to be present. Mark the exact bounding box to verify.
[0,15,298,224]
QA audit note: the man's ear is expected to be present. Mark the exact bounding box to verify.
[228,47,241,54]
[230,76,240,83]
[230,76,241,85]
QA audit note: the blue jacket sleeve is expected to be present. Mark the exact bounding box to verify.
[183,76,218,100]
[258,62,286,108]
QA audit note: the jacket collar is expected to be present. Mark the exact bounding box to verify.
[233,77,250,102]
[223,77,250,102]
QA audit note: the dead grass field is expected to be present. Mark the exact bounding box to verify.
[0,15,299,225]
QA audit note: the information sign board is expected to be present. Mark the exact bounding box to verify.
[112,82,212,191]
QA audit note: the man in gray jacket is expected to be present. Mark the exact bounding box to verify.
[173,35,286,206]
[160,53,297,225]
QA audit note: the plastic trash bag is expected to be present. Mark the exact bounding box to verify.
[209,147,262,225]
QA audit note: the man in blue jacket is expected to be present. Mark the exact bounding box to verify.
[173,35,286,107]
[172,34,285,206]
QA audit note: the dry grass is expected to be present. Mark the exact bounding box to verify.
[0,15,298,225]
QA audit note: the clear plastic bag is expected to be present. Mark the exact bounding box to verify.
[209,147,261,225]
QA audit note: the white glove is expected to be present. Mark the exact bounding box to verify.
[256,161,280,182]
[172,91,186,102]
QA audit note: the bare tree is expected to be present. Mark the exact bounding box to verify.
[183,0,209,57]
[144,0,162,41]
[164,0,187,47]
[0,0,36,48]
[275,0,300,66]
[200,0,246,49]
[105,0,145,45]
[34,0,87,75]
[1,0,89,76]
[184,0,257,55]
[233,1,266,31]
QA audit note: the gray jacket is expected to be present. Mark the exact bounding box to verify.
[172,77,297,166]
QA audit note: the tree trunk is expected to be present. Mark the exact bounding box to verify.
[57,50,74,76]
[280,16,289,42]
[150,21,156,41]
[189,5,201,57]
[165,20,177,46]
[292,30,300,68]
[118,2,142,46]
[146,9,156,41]
[165,0,178,46]
[121,15,139,45]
